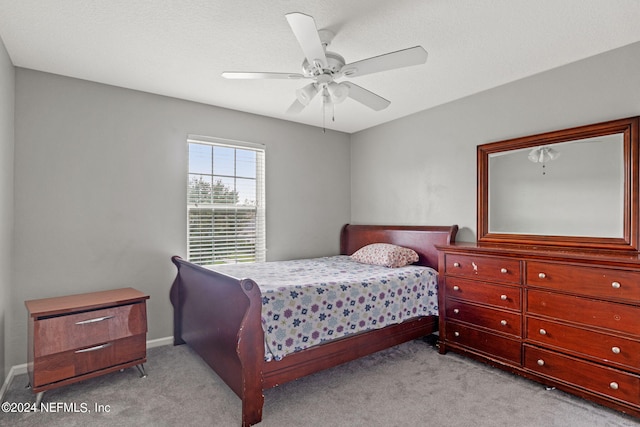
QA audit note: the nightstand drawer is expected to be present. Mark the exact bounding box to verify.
[33,302,147,357]
[446,299,521,336]
[526,317,640,372]
[445,254,520,284]
[446,322,521,364]
[445,277,521,310]
[31,334,146,387]
[524,345,640,406]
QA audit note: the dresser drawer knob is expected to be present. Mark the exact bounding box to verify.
[454,331,460,337]
[500,294,508,301]
[453,262,460,268]
[75,315,115,325]
[453,285,460,291]
[500,320,508,326]
[539,329,547,335]
[611,281,621,289]
[500,268,508,274]
[538,272,546,279]
[537,359,545,366]
[612,346,621,354]
[609,382,619,390]
[453,308,460,314]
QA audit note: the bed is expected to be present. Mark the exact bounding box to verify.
[170,224,458,426]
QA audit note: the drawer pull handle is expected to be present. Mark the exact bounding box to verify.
[75,315,114,325]
[75,343,112,353]
[453,262,460,268]
[454,331,460,337]
[500,294,508,301]
[538,272,546,279]
[611,281,621,289]
[500,320,507,326]
[453,285,460,291]
[537,359,545,366]
[453,309,460,314]
[609,382,619,390]
[539,329,547,335]
[612,346,621,354]
[500,268,508,274]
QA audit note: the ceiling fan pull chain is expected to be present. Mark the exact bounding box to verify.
[322,100,326,133]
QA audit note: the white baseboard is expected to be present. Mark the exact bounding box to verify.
[0,363,27,403]
[0,336,173,403]
[147,336,173,348]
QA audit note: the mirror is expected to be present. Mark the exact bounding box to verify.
[477,116,639,251]
[489,134,624,237]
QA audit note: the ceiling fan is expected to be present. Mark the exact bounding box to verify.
[222,12,428,118]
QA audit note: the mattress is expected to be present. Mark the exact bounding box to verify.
[210,255,438,360]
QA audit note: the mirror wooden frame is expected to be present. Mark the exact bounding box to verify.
[477,116,640,251]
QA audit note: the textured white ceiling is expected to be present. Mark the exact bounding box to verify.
[1,0,639,133]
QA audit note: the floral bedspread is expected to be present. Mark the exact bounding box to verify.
[209,256,438,361]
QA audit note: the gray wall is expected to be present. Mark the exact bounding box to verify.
[0,35,15,380]
[350,41,640,242]
[9,69,351,367]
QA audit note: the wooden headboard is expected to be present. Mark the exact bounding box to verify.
[340,224,458,270]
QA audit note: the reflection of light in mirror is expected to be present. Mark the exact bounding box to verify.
[528,146,560,163]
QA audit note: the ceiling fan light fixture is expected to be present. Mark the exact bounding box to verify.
[322,86,331,105]
[296,83,319,105]
[328,82,349,103]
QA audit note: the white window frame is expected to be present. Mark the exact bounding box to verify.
[187,135,265,265]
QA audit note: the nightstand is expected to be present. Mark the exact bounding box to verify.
[25,287,149,404]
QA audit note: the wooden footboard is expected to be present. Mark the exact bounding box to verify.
[170,256,265,425]
[170,224,458,426]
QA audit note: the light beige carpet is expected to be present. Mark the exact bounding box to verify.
[2,339,638,426]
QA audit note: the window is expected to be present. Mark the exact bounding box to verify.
[187,136,265,265]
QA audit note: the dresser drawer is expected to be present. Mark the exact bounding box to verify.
[526,317,640,372]
[526,261,640,302]
[31,334,146,387]
[33,302,147,357]
[445,277,521,310]
[527,290,640,336]
[524,345,640,406]
[446,299,521,336]
[446,321,521,364]
[445,254,520,284]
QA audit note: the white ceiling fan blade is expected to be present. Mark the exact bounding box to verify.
[343,82,390,111]
[222,72,304,79]
[341,46,428,78]
[285,12,328,69]
[286,99,307,114]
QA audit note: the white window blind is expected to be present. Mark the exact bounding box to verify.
[187,136,265,265]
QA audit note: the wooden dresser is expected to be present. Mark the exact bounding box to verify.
[25,287,149,402]
[437,243,640,417]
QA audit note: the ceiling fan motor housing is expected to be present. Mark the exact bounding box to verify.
[302,51,345,77]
